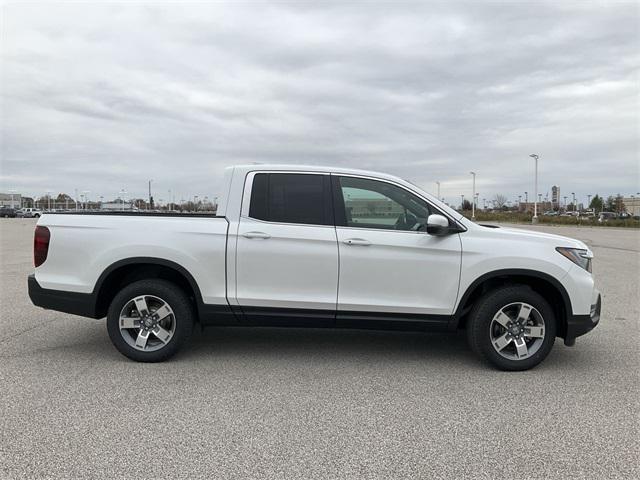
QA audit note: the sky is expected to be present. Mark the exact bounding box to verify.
[1,1,638,207]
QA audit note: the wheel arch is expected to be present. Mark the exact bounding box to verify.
[93,257,204,319]
[453,269,573,338]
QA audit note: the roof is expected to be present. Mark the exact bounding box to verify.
[229,164,406,183]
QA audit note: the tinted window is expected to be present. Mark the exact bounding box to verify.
[335,176,431,231]
[249,173,331,225]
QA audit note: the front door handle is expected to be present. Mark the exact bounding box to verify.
[243,231,271,239]
[343,238,371,246]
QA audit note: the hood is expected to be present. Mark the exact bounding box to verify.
[476,224,589,250]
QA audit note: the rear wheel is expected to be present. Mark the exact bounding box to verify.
[467,285,556,371]
[107,279,194,362]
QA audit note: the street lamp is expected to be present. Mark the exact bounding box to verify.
[436,181,440,200]
[148,180,153,210]
[470,172,476,220]
[529,154,539,223]
[120,189,127,211]
[524,191,528,203]
[572,192,576,212]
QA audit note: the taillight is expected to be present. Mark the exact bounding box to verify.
[34,226,50,267]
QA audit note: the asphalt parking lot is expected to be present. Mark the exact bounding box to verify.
[1,218,638,479]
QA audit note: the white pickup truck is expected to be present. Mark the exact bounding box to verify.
[29,164,601,370]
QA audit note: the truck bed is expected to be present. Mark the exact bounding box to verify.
[34,213,229,307]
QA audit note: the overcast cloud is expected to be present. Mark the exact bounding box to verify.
[1,1,638,206]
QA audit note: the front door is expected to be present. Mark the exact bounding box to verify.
[332,175,462,318]
[235,172,339,321]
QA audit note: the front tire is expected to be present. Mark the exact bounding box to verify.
[107,279,194,362]
[467,285,556,371]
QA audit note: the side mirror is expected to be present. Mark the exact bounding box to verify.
[426,214,450,235]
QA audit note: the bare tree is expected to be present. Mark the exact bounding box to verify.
[494,194,508,209]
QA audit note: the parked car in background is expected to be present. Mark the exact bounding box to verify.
[543,211,558,216]
[0,206,17,218]
[22,208,43,218]
[598,212,617,223]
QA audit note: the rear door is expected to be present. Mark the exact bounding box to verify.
[332,174,462,319]
[235,172,339,321]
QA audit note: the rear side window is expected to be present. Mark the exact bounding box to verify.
[249,173,332,226]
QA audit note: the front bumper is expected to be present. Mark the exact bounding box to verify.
[28,274,99,318]
[564,293,601,346]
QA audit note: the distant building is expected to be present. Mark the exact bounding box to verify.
[624,196,640,216]
[519,201,554,214]
[101,201,136,211]
[551,186,560,208]
[0,192,22,208]
[345,198,404,218]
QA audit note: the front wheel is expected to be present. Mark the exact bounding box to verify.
[467,285,556,371]
[107,279,194,362]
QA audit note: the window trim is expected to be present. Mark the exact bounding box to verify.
[331,173,465,233]
[241,170,334,228]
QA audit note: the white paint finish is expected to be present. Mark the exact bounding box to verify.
[456,223,593,315]
[336,228,462,315]
[34,164,599,321]
[235,216,339,310]
[35,214,229,305]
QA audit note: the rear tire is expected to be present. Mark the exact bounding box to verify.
[467,285,556,371]
[107,279,194,362]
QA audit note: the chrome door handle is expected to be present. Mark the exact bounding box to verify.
[243,231,271,239]
[343,238,371,246]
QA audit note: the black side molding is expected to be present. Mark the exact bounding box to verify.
[28,274,100,318]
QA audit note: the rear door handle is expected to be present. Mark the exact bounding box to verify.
[243,231,271,239]
[343,238,371,246]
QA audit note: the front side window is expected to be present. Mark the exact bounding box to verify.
[334,176,432,231]
[249,173,332,225]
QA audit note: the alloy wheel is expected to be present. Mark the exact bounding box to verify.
[118,295,176,352]
[490,302,546,361]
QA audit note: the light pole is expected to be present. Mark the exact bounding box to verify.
[529,154,539,223]
[572,192,576,212]
[524,191,528,203]
[82,191,90,210]
[470,171,476,219]
[436,181,440,200]
[120,189,127,211]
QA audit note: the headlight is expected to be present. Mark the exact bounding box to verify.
[556,247,592,273]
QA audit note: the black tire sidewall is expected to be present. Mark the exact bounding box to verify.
[107,279,194,362]
[467,285,557,371]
